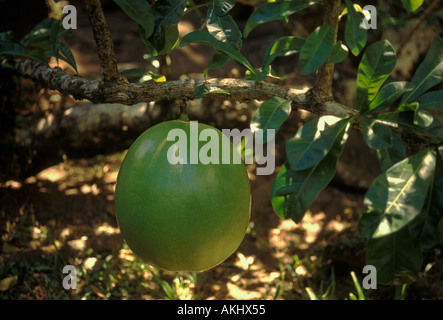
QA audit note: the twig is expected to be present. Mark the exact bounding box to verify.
[81,0,126,83]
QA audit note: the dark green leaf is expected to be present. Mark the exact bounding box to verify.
[401,0,424,12]
[21,18,59,47]
[178,30,255,73]
[250,97,291,143]
[366,226,423,285]
[363,81,413,115]
[376,111,443,143]
[286,116,352,171]
[299,25,334,75]
[402,36,443,104]
[357,40,397,113]
[271,119,352,222]
[58,42,78,72]
[415,89,443,110]
[213,0,236,16]
[344,0,367,56]
[359,147,437,239]
[148,0,186,53]
[0,39,47,64]
[204,53,230,77]
[113,0,154,38]
[360,117,393,150]
[262,36,304,68]
[376,132,406,172]
[243,0,314,38]
[329,41,348,64]
[206,5,242,50]
[193,83,230,98]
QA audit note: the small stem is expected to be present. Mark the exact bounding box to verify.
[177,99,189,121]
[313,0,342,99]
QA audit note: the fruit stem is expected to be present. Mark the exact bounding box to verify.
[177,100,189,121]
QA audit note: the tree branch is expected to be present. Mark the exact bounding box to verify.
[12,58,357,118]
[81,0,126,83]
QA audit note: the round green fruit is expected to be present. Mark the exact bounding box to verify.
[115,120,251,272]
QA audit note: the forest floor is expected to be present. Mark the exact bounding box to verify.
[1,1,443,300]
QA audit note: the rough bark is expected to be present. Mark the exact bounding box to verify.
[12,58,357,118]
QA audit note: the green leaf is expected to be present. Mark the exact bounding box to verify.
[250,97,291,143]
[357,40,397,113]
[58,42,78,72]
[401,0,424,12]
[329,41,348,64]
[344,0,367,56]
[213,0,236,16]
[360,117,393,150]
[286,116,352,171]
[178,30,255,74]
[0,39,47,64]
[206,5,242,50]
[262,36,304,68]
[402,36,443,104]
[376,111,443,143]
[365,226,423,285]
[299,25,334,75]
[21,18,59,48]
[271,119,352,222]
[359,148,437,239]
[415,89,443,110]
[193,83,230,98]
[243,0,314,38]
[204,52,230,77]
[148,0,186,53]
[364,81,413,115]
[376,132,406,172]
[113,0,154,38]
[410,148,443,249]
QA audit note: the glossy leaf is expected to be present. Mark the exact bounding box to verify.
[344,0,367,56]
[376,111,443,143]
[262,36,304,68]
[179,30,255,74]
[193,83,230,98]
[359,147,437,239]
[360,117,393,150]
[250,97,291,144]
[206,5,242,50]
[204,53,230,77]
[415,89,443,110]
[329,41,348,64]
[402,36,443,104]
[213,0,236,16]
[148,0,186,53]
[286,116,352,171]
[243,0,314,38]
[366,226,423,285]
[357,40,396,113]
[401,0,424,12]
[271,119,352,222]
[113,0,154,38]
[376,132,406,172]
[299,25,334,75]
[363,81,413,115]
